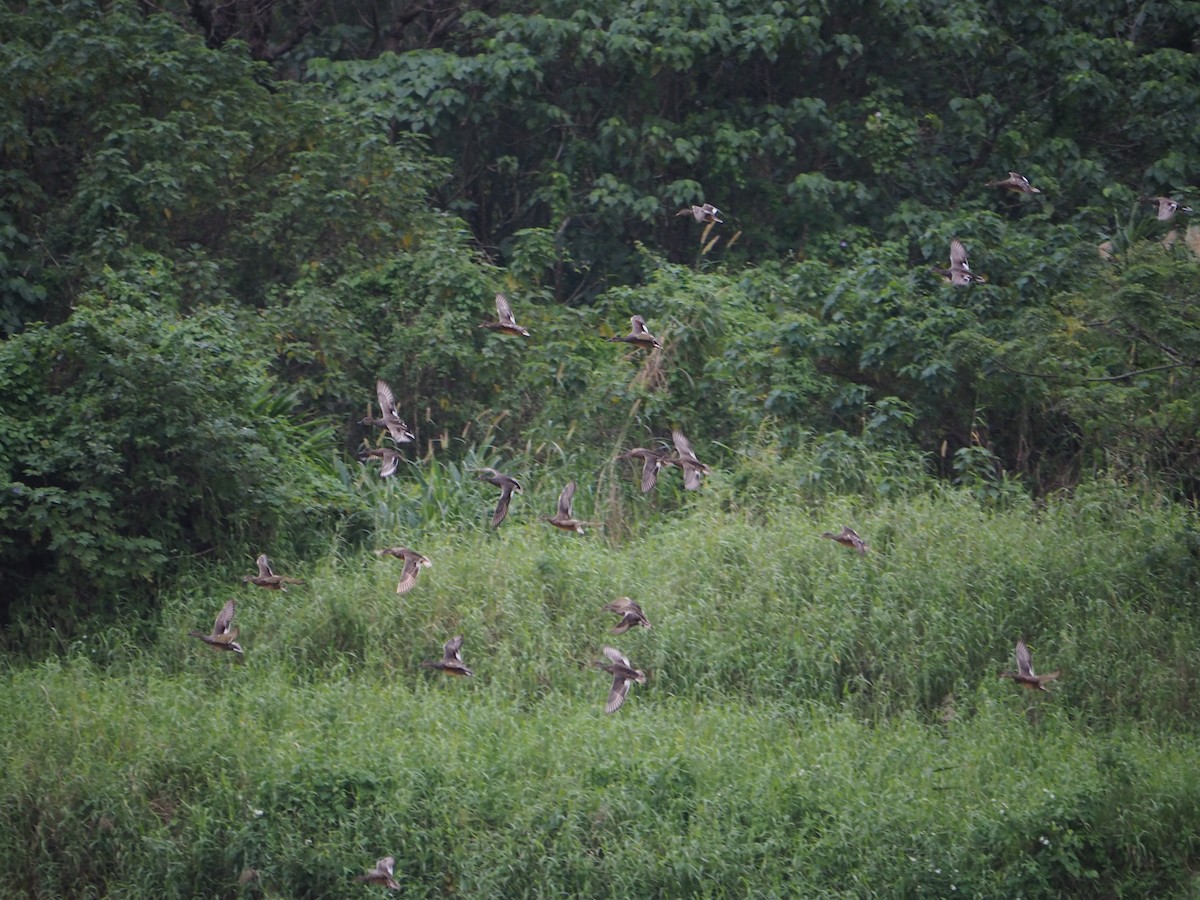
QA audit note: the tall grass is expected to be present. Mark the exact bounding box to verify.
[2,475,1199,896]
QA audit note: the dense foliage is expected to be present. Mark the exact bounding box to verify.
[2,3,1200,892]
[0,0,1197,623]
[0,299,349,649]
[307,0,1200,277]
[0,0,1197,617]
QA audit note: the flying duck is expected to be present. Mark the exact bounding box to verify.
[188,599,244,655]
[421,635,474,677]
[375,547,432,594]
[479,292,531,337]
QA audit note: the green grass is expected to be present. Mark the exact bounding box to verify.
[2,479,1199,896]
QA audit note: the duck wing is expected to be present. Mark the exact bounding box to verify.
[495,292,517,327]
[1015,640,1035,678]
[557,481,577,518]
[492,482,515,527]
[212,599,237,638]
[672,429,698,463]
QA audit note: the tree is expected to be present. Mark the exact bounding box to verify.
[0,0,448,334]
[304,0,1200,296]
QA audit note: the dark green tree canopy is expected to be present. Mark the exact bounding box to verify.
[307,0,1200,292]
[0,0,449,332]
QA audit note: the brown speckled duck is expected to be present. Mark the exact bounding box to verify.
[375,547,432,594]
[596,646,646,713]
[617,447,669,493]
[999,639,1060,692]
[933,239,986,286]
[477,467,522,528]
[421,635,474,677]
[355,856,400,890]
[242,554,305,590]
[479,292,530,337]
[368,380,415,445]
[189,599,243,655]
[821,525,868,555]
[987,171,1042,194]
[544,480,586,534]
[601,597,652,634]
[607,315,662,350]
[1146,196,1193,221]
[663,428,710,490]
[359,447,402,478]
[676,203,724,224]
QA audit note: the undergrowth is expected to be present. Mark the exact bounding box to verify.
[2,470,1199,897]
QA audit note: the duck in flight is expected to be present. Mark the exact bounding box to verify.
[822,525,868,555]
[375,546,432,594]
[999,639,1061,692]
[242,554,305,590]
[477,467,522,528]
[606,315,662,350]
[676,203,724,224]
[189,599,244,655]
[595,646,646,713]
[421,635,474,677]
[479,292,530,337]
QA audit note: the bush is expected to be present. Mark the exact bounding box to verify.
[0,300,351,651]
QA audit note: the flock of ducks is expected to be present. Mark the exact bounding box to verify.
[932,172,1192,286]
[187,191,1076,889]
[187,319,708,719]
[188,555,305,655]
[346,342,687,714]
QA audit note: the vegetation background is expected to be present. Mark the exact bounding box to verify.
[1,0,1199,895]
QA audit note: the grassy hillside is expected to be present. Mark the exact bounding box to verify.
[2,476,1199,896]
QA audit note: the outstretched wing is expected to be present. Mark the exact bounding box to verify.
[602,597,635,614]
[376,380,398,417]
[606,675,632,713]
[614,610,649,634]
[495,292,516,326]
[1015,640,1035,678]
[603,645,631,667]
[492,482,515,527]
[376,380,413,444]
[213,599,237,637]
[396,557,422,594]
[840,526,867,553]
[557,481,577,517]
[382,453,400,478]
[640,455,660,492]
[672,429,697,463]
[444,635,465,662]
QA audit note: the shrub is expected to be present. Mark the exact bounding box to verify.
[0,300,350,651]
